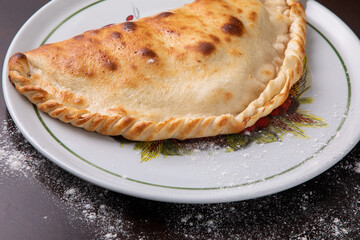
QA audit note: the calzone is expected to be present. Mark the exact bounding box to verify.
[8,0,306,141]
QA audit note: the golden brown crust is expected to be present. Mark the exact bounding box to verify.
[8,0,306,141]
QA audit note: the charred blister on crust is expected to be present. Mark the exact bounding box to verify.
[111,31,122,39]
[155,12,174,18]
[187,41,216,56]
[13,52,27,60]
[137,47,157,59]
[122,22,136,32]
[196,42,216,55]
[103,59,118,71]
[221,16,244,36]
[9,53,30,74]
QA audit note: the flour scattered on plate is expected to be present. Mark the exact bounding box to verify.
[1,118,360,239]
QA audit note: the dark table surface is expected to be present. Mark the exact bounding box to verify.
[1,0,359,239]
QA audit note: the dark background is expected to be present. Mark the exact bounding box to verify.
[1,0,359,239]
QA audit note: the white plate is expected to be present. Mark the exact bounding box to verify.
[3,0,360,203]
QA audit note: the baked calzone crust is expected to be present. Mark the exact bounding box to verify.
[8,0,306,141]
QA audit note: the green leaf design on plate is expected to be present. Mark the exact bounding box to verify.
[161,140,183,156]
[226,134,251,151]
[135,141,163,162]
[116,56,327,162]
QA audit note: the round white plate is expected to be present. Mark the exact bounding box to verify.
[3,0,360,203]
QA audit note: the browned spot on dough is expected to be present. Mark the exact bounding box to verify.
[164,29,179,36]
[77,114,94,125]
[237,8,243,13]
[156,12,174,18]
[59,91,85,106]
[133,122,152,134]
[85,71,94,77]
[248,11,257,22]
[187,41,216,56]
[222,3,230,9]
[64,114,76,122]
[31,93,46,102]
[181,119,201,137]
[130,64,137,70]
[209,34,220,43]
[111,31,121,39]
[89,30,100,35]
[138,48,157,58]
[13,52,26,60]
[123,22,136,32]
[217,116,228,127]
[121,117,135,126]
[85,114,105,131]
[221,16,244,36]
[58,91,85,106]
[103,59,118,71]
[168,120,181,133]
[87,38,100,44]
[108,107,127,115]
[19,85,46,94]
[49,108,67,118]
[73,35,84,40]
[38,101,61,112]
[262,70,273,77]
[224,92,233,100]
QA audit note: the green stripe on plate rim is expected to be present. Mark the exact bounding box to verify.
[32,0,351,191]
